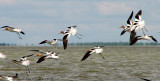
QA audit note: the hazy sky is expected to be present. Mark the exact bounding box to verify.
[0,0,160,45]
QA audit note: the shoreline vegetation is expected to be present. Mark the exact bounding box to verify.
[0,42,159,46]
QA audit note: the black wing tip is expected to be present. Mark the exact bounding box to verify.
[37,56,46,63]
[120,30,126,36]
[140,77,151,81]
[39,41,46,44]
[81,52,91,61]
[20,31,25,35]
[1,26,9,28]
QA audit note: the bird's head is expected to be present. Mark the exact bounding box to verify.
[12,60,19,64]
[36,54,42,57]
[60,31,65,34]
[5,28,10,31]
[120,25,125,29]
[87,49,90,52]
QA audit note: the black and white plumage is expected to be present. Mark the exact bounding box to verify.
[132,10,148,36]
[120,11,134,36]
[67,25,83,39]
[1,26,25,39]
[0,73,18,81]
[11,54,34,75]
[30,50,53,57]
[62,32,71,50]
[36,52,59,63]
[39,39,62,48]
[130,35,157,45]
[81,46,105,61]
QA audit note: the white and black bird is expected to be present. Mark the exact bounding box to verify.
[133,10,147,34]
[130,35,157,45]
[0,73,18,81]
[120,11,134,36]
[30,50,53,57]
[81,46,105,61]
[0,26,25,39]
[39,39,62,48]
[36,52,59,63]
[67,25,83,39]
[11,54,34,75]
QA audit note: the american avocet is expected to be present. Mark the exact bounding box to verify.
[0,26,25,39]
[120,11,134,35]
[130,35,157,45]
[133,10,147,34]
[0,73,18,81]
[81,46,105,61]
[36,52,59,63]
[39,39,62,48]
[11,54,34,75]
[67,25,83,39]
[30,50,53,57]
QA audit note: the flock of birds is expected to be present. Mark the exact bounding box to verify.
[0,25,105,81]
[120,10,157,45]
[0,10,155,81]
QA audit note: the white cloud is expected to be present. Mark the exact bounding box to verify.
[95,1,132,15]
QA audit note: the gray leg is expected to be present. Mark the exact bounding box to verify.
[99,53,105,59]
[75,34,81,39]
[16,32,22,39]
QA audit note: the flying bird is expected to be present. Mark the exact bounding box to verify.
[67,25,83,39]
[81,46,105,61]
[36,52,59,63]
[133,10,147,34]
[0,26,25,39]
[120,11,134,36]
[62,31,71,50]
[130,35,157,45]
[30,50,53,57]
[60,25,83,50]
[11,54,34,75]
[39,39,62,48]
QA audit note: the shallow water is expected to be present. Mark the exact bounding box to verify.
[0,46,160,81]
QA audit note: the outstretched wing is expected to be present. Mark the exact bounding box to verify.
[135,10,142,21]
[151,36,158,43]
[140,77,151,81]
[39,40,47,44]
[1,26,12,28]
[81,51,92,61]
[20,31,25,35]
[130,36,140,45]
[22,54,34,58]
[120,30,126,36]
[127,11,133,25]
[130,29,136,43]
[37,56,46,63]
[63,34,69,50]
[30,50,46,54]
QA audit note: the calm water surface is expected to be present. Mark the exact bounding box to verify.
[0,46,160,81]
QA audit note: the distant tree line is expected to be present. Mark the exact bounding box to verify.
[69,42,159,46]
[0,42,158,46]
